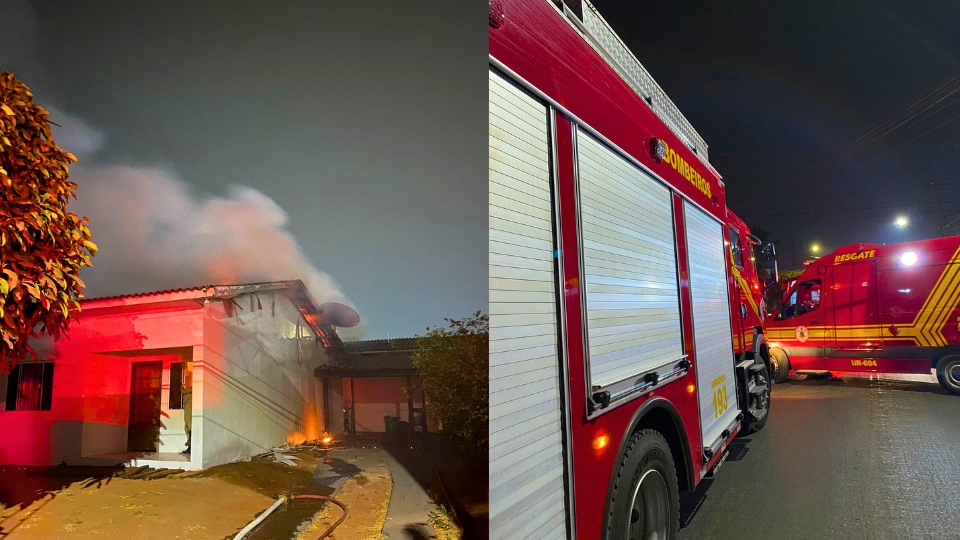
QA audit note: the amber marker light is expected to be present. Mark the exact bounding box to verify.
[686,383,696,395]
[593,433,610,451]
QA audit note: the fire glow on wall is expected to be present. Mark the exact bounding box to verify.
[0,280,357,470]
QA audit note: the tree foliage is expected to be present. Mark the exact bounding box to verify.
[779,268,804,282]
[0,72,96,374]
[411,311,488,460]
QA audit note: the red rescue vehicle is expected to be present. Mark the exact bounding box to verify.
[765,237,960,395]
[489,1,778,538]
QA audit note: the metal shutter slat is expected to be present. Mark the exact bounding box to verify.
[684,201,739,448]
[577,131,682,389]
[488,70,568,540]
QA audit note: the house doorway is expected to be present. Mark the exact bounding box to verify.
[128,361,162,452]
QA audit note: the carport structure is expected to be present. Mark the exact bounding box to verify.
[316,338,432,435]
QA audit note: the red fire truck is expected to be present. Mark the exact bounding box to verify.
[489,1,777,538]
[764,237,960,396]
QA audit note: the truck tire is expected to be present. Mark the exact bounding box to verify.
[769,347,790,384]
[746,360,772,434]
[605,430,679,540]
[936,355,960,396]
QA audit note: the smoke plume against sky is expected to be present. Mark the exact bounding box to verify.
[3,0,349,310]
[51,115,356,338]
[1,0,488,338]
[63,137,350,309]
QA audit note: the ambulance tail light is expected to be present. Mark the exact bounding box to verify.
[899,251,918,267]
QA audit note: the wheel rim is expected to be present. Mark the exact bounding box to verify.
[627,469,670,540]
[758,373,771,413]
[948,362,960,387]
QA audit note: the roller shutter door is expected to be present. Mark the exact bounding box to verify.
[576,131,682,392]
[488,70,568,540]
[684,201,739,448]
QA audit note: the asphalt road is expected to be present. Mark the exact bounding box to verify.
[677,373,960,540]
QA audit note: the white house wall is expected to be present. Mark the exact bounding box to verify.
[199,292,329,469]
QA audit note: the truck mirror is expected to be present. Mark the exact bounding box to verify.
[761,242,776,260]
[762,259,778,288]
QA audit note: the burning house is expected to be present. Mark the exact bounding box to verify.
[0,280,354,471]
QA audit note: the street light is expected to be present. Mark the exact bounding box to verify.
[810,243,820,254]
[894,215,909,228]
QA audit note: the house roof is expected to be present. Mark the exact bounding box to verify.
[315,337,420,378]
[342,338,419,353]
[80,280,350,353]
[82,280,307,306]
[314,335,477,378]
[314,351,414,377]
[82,285,218,303]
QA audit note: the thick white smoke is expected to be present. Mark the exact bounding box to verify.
[2,0,360,335]
[49,114,354,314]
[70,166,349,306]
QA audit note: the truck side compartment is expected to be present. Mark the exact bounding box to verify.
[489,1,778,538]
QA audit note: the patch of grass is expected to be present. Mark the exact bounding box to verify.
[196,453,331,498]
[429,506,462,540]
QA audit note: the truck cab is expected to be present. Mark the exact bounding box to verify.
[725,210,778,363]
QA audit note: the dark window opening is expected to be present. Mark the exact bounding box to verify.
[779,280,822,319]
[729,226,744,268]
[169,362,183,410]
[3,363,55,411]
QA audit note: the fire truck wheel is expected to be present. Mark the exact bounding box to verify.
[769,347,790,384]
[935,355,960,396]
[746,361,772,434]
[605,429,679,540]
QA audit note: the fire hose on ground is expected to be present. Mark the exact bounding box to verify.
[232,494,348,540]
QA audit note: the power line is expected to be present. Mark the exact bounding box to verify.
[739,199,960,219]
[746,94,960,222]
[839,109,960,174]
[781,89,960,190]
[854,93,960,155]
[767,70,960,193]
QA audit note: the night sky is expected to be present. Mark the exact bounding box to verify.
[1,1,488,339]
[7,0,960,336]
[591,0,960,269]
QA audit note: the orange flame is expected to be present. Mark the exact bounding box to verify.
[286,432,307,446]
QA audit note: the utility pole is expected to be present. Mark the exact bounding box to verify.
[930,182,951,237]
